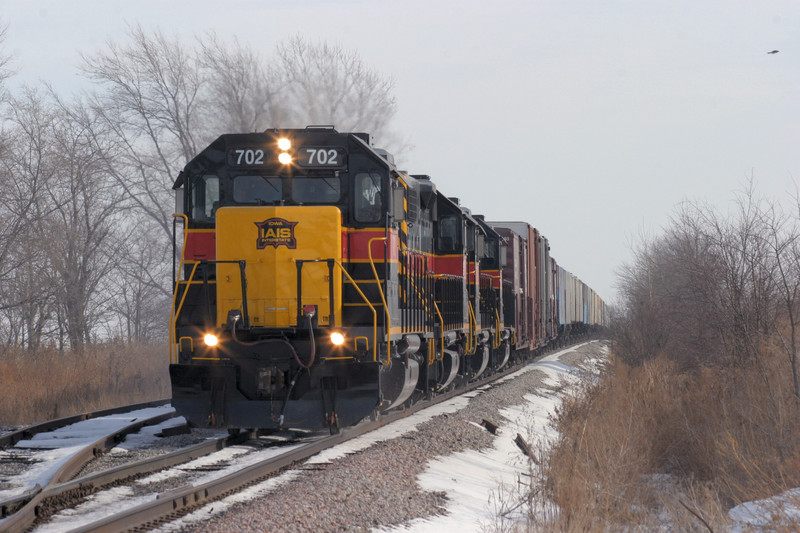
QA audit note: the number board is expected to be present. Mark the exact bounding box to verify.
[227,148,267,167]
[225,146,347,169]
[296,147,346,168]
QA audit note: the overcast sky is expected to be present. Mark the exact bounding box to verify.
[1,0,798,303]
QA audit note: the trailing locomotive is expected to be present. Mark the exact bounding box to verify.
[169,127,606,432]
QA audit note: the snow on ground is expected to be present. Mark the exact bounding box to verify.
[0,405,178,501]
[374,344,592,532]
[728,488,800,531]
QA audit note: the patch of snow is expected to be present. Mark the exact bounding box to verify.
[375,344,588,532]
[0,405,174,500]
[728,488,800,531]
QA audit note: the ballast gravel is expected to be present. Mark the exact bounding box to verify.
[75,429,223,479]
[175,341,606,533]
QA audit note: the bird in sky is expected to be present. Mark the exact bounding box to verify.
[767,50,780,54]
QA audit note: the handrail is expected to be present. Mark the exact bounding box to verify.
[467,301,477,356]
[367,237,391,364]
[433,302,444,363]
[169,214,189,364]
[402,251,432,315]
[494,310,502,349]
[334,259,384,365]
[170,262,199,365]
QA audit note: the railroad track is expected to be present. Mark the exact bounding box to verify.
[0,401,182,533]
[57,354,554,532]
[0,400,173,450]
[1,338,598,532]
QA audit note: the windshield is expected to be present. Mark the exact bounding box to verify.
[292,177,341,204]
[234,175,282,204]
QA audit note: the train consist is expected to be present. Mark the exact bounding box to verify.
[169,127,606,432]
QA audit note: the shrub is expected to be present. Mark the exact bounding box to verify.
[0,341,170,425]
[535,342,800,530]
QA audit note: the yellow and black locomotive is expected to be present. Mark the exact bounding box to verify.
[169,126,605,432]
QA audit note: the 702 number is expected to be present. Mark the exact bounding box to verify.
[304,148,339,166]
[233,149,265,165]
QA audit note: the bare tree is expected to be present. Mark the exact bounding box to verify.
[613,216,726,368]
[80,24,207,242]
[75,24,214,340]
[614,233,672,364]
[763,197,800,400]
[1,26,407,350]
[77,28,408,296]
[0,21,14,94]
[198,33,287,133]
[670,190,779,363]
[0,88,60,350]
[46,99,124,351]
[0,21,21,278]
[2,89,124,352]
[80,29,407,242]
[275,36,407,152]
[105,217,172,341]
[615,184,790,369]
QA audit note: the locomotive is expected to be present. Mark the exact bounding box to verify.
[169,126,605,432]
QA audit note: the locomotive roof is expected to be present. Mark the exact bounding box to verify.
[172,128,386,190]
[432,192,497,237]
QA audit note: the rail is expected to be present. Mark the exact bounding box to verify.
[400,249,433,334]
[295,258,337,328]
[0,406,176,533]
[170,262,198,365]
[0,399,171,449]
[401,251,433,331]
[0,433,238,531]
[170,260,249,363]
[169,242,382,365]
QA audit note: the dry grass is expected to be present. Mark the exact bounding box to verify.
[521,342,800,531]
[0,342,170,425]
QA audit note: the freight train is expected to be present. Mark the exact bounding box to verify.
[169,126,606,432]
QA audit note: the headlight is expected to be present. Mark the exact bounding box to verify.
[203,333,219,347]
[277,137,291,150]
[278,152,292,165]
[330,332,345,346]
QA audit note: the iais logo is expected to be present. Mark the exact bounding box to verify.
[255,218,298,249]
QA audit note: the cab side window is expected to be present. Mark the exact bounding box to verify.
[191,174,219,221]
[437,215,460,254]
[354,172,383,223]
